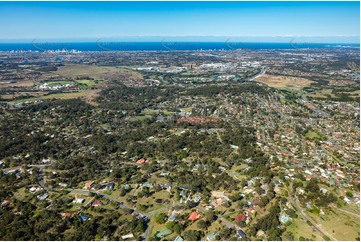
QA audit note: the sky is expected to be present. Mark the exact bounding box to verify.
[0,1,359,42]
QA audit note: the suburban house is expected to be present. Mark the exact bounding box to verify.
[121,233,134,240]
[1,200,11,207]
[136,159,149,164]
[73,198,85,204]
[236,230,247,239]
[61,213,75,218]
[174,235,183,241]
[248,207,256,215]
[168,211,180,222]
[37,193,49,201]
[92,200,103,207]
[188,211,201,221]
[235,212,248,222]
[84,181,94,189]
[79,214,90,221]
[99,182,114,190]
[206,232,220,241]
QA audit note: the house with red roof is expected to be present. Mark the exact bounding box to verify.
[248,207,256,214]
[92,200,103,207]
[61,213,75,218]
[188,211,201,221]
[1,200,11,207]
[235,212,248,222]
[84,181,94,189]
[136,159,149,164]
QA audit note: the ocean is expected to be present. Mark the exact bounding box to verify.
[0,42,359,52]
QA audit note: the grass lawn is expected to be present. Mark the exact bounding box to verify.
[137,199,165,213]
[141,109,160,115]
[141,109,175,116]
[206,220,223,234]
[305,130,322,139]
[304,129,327,141]
[148,216,168,238]
[15,187,30,200]
[130,115,152,121]
[148,174,168,184]
[179,107,192,112]
[224,210,239,220]
[76,79,99,89]
[45,81,75,86]
[151,190,171,201]
[163,111,175,115]
[309,89,337,99]
[306,209,360,241]
[284,217,324,241]
[185,219,201,231]
[108,190,122,200]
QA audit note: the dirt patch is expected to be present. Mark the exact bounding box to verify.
[0,80,34,88]
[256,74,313,89]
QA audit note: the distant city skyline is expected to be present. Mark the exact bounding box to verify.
[0,1,359,42]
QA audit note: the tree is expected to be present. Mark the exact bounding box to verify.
[205,211,216,223]
[346,191,353,198]
[186,200,197,209]
[155,213,167,224]
[165,221,175,230]
[220,227,232,240]
[184,230,202,241]
[306,178,319,194]
[248,226,257,237]
[120,187,127,197]
[173,223,182,234]
[197,220,208,230]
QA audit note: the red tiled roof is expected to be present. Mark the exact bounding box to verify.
[136,159,149,164]
[61,213,75,218]
[1,200,11,207]
[84,181,94,189]
[188,211,200,221]
[92,200,103,207]
[235,213,248,222]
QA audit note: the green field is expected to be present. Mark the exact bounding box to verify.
[45,81,75,86]
[141,109,175,115]
[130,115,152,121]
[304,129,327,141]
[284,217,324,241]
[76,79,99,89]
[306,209,360,241]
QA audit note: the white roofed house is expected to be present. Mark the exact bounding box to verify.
[37,193,49,201]
[320,188,328,194]
[98,182,115,190]
[121,233,134,240]
[73,198,85,204]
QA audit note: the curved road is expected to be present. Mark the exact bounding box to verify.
[249,67,268,81]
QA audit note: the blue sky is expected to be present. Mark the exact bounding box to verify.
[0,1,359,42]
